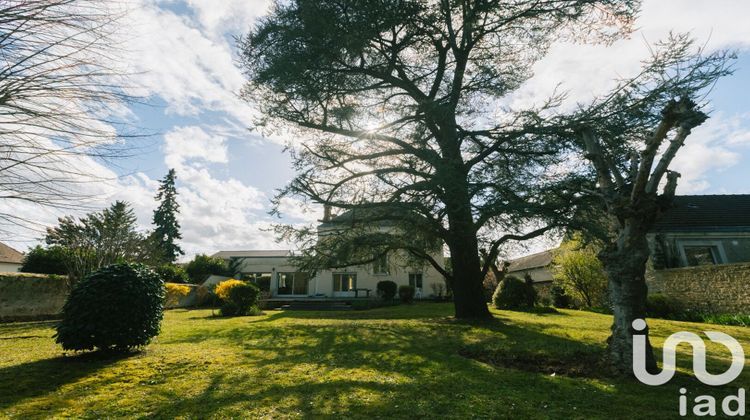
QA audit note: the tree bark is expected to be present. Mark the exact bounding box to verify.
[602,226,658,374]
[449,234,492,319]
[444,191,492,319]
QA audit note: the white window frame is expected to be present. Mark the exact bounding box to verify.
[676,239,727,267]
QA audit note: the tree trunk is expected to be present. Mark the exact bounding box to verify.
[444,191,491,319]
[603,232,657,374]
[437,128,491,319]
[449,235,491,319]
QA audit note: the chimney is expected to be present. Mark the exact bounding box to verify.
[323,205,332,222]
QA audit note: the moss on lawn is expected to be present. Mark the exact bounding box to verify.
[0,304,748,418]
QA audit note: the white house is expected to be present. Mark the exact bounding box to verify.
[0,242,23,272]
[212,210,446,299]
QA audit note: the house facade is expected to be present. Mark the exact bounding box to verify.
[648,195,750,269]
[212,211,446,299]
[212,249,445,299]
[504,249,555,284]
[503,194,750,312]
[0,242,23,273]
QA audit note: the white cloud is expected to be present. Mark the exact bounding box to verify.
[276,197,323,224]
[164,125,229,168]
[672,113,750,193]
[159,125,291,259]
[121,0,258,125]
[511,0,750,110]
[183,0,272,37]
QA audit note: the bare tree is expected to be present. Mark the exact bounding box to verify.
[240,0,639,319]
[570,35,734,373]
[0,0,136,235]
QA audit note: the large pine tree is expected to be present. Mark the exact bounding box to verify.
[152,169,184,263]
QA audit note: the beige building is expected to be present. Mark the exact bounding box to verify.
[212,211,446,299]
[0,242,23,273]
[505,249,555,284]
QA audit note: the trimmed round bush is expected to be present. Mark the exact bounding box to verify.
[377,280,398,300]
[215,279,260,316]
[492,276,537,310]
[398,285,415,303]
[55,263,165,352]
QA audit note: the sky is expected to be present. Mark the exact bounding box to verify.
[3,0,750,260]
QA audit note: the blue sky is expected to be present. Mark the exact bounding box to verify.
[4,0,750,260]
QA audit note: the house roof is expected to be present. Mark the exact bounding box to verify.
[212,250,292,259]
[653,194,750,232]
[0,242,24,264]
[506,249,555,272]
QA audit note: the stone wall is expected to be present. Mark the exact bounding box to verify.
[0,273,69,322]
[1,274,200,322]
[647,263,750,313]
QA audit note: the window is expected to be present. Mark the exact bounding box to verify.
[277,272,308,295]
[409,273,423,289]
[373,254,389,275]
[333,273,357,291]
[677,239,726,267]
[683,246,719,267]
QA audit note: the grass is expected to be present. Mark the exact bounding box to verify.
[0,304,748,419]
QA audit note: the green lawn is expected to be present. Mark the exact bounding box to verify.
[1,304,748,419]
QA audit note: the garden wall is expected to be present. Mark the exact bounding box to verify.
[0,273,68,322]
[646,263,750,313]
[1,274,200,322]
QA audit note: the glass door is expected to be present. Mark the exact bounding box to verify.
[277,272,309,295]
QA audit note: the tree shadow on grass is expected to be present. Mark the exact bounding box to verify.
[0,320,58,337]
[220,303,456,323]
[0,351,135,411]
[146,318,739,418]
[4,309,748,418]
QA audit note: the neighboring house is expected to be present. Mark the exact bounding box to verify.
[648,195,750,268]
[507,194,750,276]
[0,242,23,272]
[503,194,750,312]
[212,209,446,299]
[646,195,750,313]
[504,249,555,284]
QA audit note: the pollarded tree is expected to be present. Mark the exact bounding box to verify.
[153,169,184,263]
[570,35,733,372]
[240,0,640,318]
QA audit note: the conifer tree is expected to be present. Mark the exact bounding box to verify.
[152,169,184,263]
